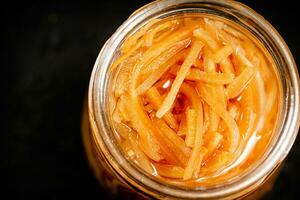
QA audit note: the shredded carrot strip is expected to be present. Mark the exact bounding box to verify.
[264,82,278,124]
[178,83,207,179]
[203,102,210,132]
[204,131,223,158]
[177,115,187,136]
[143,103,154,113]
[242,38,256,60]
[216,86,227,109]
[154,28,176,44]
[140,28,192,65]
[129,61,164,161]
[198,83,240,153]
[145,20,177,47]
[180,83,200,110]
[209,108,220,132]
[185,108,197,147]
[154,163,185,178]
[113,121,131,140]
[187,97,206,178]
[115,95,131,122]
[131,30,193,91]
[265,82,277,117]
[169,67,234,84]
[211,45,233,63]
[223,26,246,39]
[156,40,204,118]
[234,47,254,68]
[151,121,189,166]
[153,118,191,158]
[111,37,145,71]
[203,49,215,72]
[184,147,207,180]
[127,131,155,174]
[204,18,241,48]
[250,72,266,115]
[151,130,184,166]
[136,39,189,94]
[218,29,241,47]
[226,67,256,99]
[203,18,221,41]
[114,55,138,97]
[203,53,222,132]
[145,87,178,130]
[141,39,190,77]
[121,19,159,52]
[127,102,163,162]
[254,52,272,83]
[193,56,203,69]
[228,103,239,120]
[193,28,218,50]
[219,58,235,74]
[201,151,232,173]
[193,147,208,178]
[185,69,234,84]
[239,86,256,139]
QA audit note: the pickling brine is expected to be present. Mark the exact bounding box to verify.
[110,15,282,187]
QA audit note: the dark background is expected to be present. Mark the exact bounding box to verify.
[2,0,299,199]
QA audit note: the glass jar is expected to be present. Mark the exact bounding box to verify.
[81,0,300,199]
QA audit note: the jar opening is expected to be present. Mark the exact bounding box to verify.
[89,0,299,198]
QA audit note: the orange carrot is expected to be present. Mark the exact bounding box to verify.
[156,40,204,118]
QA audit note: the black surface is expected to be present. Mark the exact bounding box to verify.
[2,0,299,199]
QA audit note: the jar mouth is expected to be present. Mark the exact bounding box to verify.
[89,0,300,198]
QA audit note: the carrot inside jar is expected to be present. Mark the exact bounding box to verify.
[110,15,282,186]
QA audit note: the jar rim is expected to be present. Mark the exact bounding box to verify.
[88,0,300,198]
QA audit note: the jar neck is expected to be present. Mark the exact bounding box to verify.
[89,0,300,199]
